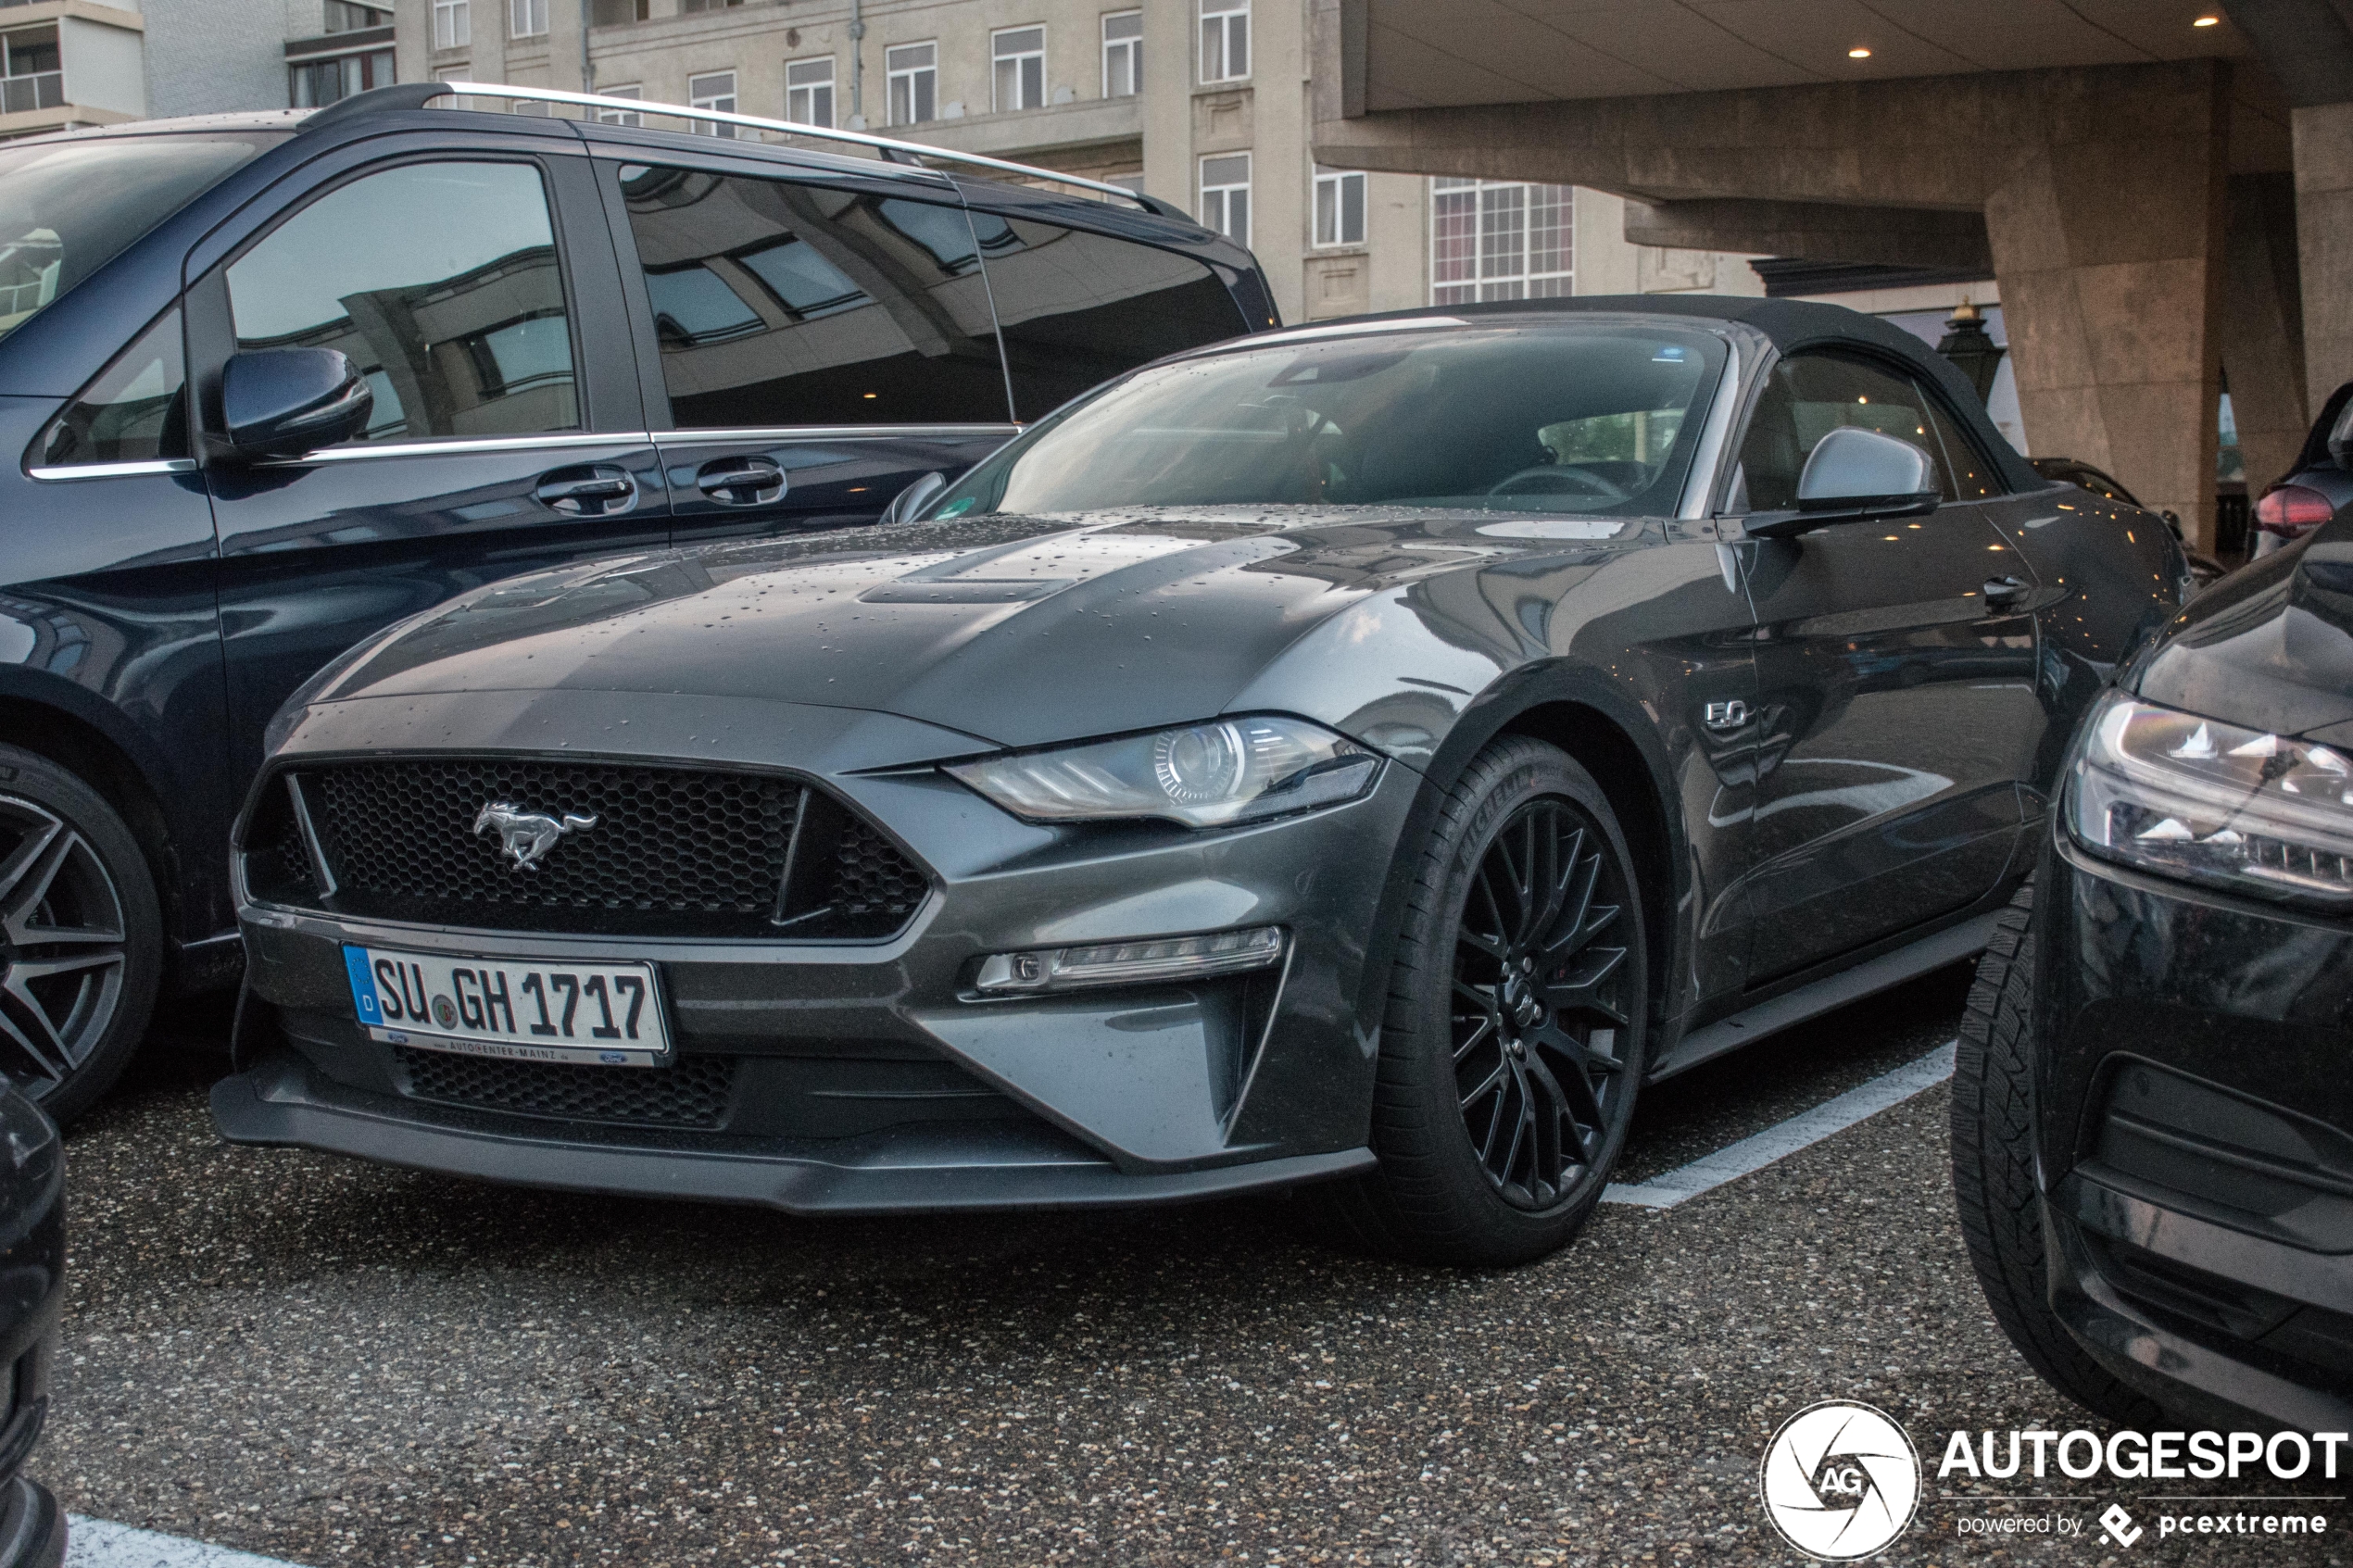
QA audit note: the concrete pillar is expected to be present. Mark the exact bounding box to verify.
[2294,101,2353,418]
[1983,64,2231,550]
[2222,172,2309,495]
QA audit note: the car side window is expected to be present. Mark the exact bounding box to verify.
[967,212,1249,420]
[1735,353,1950,509]
[615,164,1007,427]
[225,161,579,444]
[36,307,186,466]
[1916,391,2002,499]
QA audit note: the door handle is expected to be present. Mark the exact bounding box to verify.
[535,465,635,517]
[696,457,786,506]
[1982,575,2030,609]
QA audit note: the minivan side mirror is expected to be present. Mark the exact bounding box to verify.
[878,470,948,526]
[221,347,372,458]
[1744,426,1942,539]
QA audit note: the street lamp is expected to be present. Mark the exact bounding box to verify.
[1936,299,2007,407]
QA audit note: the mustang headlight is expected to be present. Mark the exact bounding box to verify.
[2066,691,2353,906]
[947,716,1380,828]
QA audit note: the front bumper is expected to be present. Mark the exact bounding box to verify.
[2037,836,2353,1430]
[218,700,1421,1211]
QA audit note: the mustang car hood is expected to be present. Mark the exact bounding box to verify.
[2137,512,2353,740]
[300,508,1611,751]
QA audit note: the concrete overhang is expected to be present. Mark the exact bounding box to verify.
[0,1,144,33]
[1325,0,2253,114]
[1308,0,2297,210]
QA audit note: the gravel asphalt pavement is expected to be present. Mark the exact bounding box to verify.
[41,971,2349,1568]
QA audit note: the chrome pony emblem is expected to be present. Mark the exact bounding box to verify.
[472,801,598,872]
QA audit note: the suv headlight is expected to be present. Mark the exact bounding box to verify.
[947,716,1380,828]
[2066,690,2353,906]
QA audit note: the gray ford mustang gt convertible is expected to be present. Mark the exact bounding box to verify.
[215,296,2187,1263]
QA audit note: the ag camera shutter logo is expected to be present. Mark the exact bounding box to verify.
[1759,1400,1922,1560]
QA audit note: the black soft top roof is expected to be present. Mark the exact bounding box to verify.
[1315,294,2044,494]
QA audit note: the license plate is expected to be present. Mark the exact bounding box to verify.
[343,946,670,1066]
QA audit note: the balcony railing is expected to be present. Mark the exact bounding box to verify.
[0,72,63,114]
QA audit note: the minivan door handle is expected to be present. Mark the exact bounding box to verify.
[696,457,786,506]
[535,465,636,517]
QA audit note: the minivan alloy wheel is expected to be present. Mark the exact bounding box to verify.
[0,795,129,1088]
[1451,797,1632,1209]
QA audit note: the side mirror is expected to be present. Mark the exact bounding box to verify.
[877,470,947,525]
[221,347,372,458]
[1745,426,1941,538]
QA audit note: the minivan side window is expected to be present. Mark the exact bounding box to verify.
[615,165,1007,427]
[1736,353,1957,509]
[37,307,187,467]
[969,214,1247,420]
[225,161,579,443]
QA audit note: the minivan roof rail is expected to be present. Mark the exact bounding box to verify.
[299,81,1185,219]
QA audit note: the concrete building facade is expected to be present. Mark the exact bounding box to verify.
[385,0,1804,331]
[0,0,146,140]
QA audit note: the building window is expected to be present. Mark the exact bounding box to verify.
[290,47,395,107]
[786,56,834,127]
[324,1,392,31]
[509,0,547,40]
[431,0,469,48]
[887,42,936,125]
[596,84,641,124]
[0,27,62,117]
[682,0,744,9]
[590,0,650,21]
[1314,166,1365,247]
[1200,0,1247,82]
[1431,178,1571,303]
[1101,10,1140,97]
[1199,153,1250,245]
[992,26,1044,113]
[690,69,737,136]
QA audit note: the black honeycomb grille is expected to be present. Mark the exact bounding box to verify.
[307,759,798,937]
[832,814,931,922]
[395,1047,736,1128]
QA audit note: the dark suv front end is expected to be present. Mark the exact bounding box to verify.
[2027,533,2353,1431]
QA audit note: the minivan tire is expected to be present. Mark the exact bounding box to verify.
[0,745,159,1123]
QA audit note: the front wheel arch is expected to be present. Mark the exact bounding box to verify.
[1348,673,1684,1061]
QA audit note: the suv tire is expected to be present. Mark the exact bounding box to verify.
[1951,879,2162,1425]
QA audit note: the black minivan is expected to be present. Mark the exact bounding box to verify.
[0,82,1274,1121]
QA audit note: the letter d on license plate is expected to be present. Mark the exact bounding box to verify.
[344,946,671,1066]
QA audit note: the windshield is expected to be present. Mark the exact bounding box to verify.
[925,322,1729,518]
[0,133,280,341]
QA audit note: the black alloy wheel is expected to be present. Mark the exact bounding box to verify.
[0,746,159,1123]
[1450,797,1633,1210]
[1322,736,1649,1265]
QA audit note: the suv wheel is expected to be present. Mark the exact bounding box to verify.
[0,745,159,1123]
[1951,880,2161,1424]
[1328,736,1648,1265]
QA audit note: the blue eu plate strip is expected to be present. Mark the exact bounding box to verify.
[343,946,384,1026]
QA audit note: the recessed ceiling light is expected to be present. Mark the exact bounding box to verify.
[1848,45,1873,57]
[2193,13,2220,23]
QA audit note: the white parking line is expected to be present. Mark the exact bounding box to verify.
[1600,1039,1957,1209]
[68,1516,312,1568]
